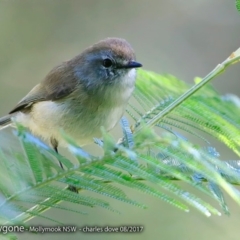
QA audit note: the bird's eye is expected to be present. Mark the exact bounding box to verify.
[102,58,113,68]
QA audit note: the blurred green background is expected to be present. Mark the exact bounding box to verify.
[1,1,240,240]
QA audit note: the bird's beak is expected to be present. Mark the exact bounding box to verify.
[119,61,142,69]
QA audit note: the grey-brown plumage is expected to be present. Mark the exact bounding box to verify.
[0,37,142,150]
[9,38,137,114]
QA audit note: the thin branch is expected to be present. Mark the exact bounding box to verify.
[136,48,240,131]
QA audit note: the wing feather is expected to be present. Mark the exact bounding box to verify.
[9,63,79,114]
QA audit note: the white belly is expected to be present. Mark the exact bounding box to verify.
[15,101,125,147]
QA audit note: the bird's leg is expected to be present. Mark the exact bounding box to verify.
[50,137,78,193]
[50,137,63,169]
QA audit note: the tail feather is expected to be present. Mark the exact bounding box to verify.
[0,114,12,127]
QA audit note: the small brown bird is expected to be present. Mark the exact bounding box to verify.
[0,38,142,153]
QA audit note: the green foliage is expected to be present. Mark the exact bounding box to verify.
[236,0,240,12]
[2,68,240,238]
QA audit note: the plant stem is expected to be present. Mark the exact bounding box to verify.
[137,48,240,131]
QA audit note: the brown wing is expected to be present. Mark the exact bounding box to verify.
[9,63,79,114]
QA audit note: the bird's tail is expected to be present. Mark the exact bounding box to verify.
[0,114,12,129]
